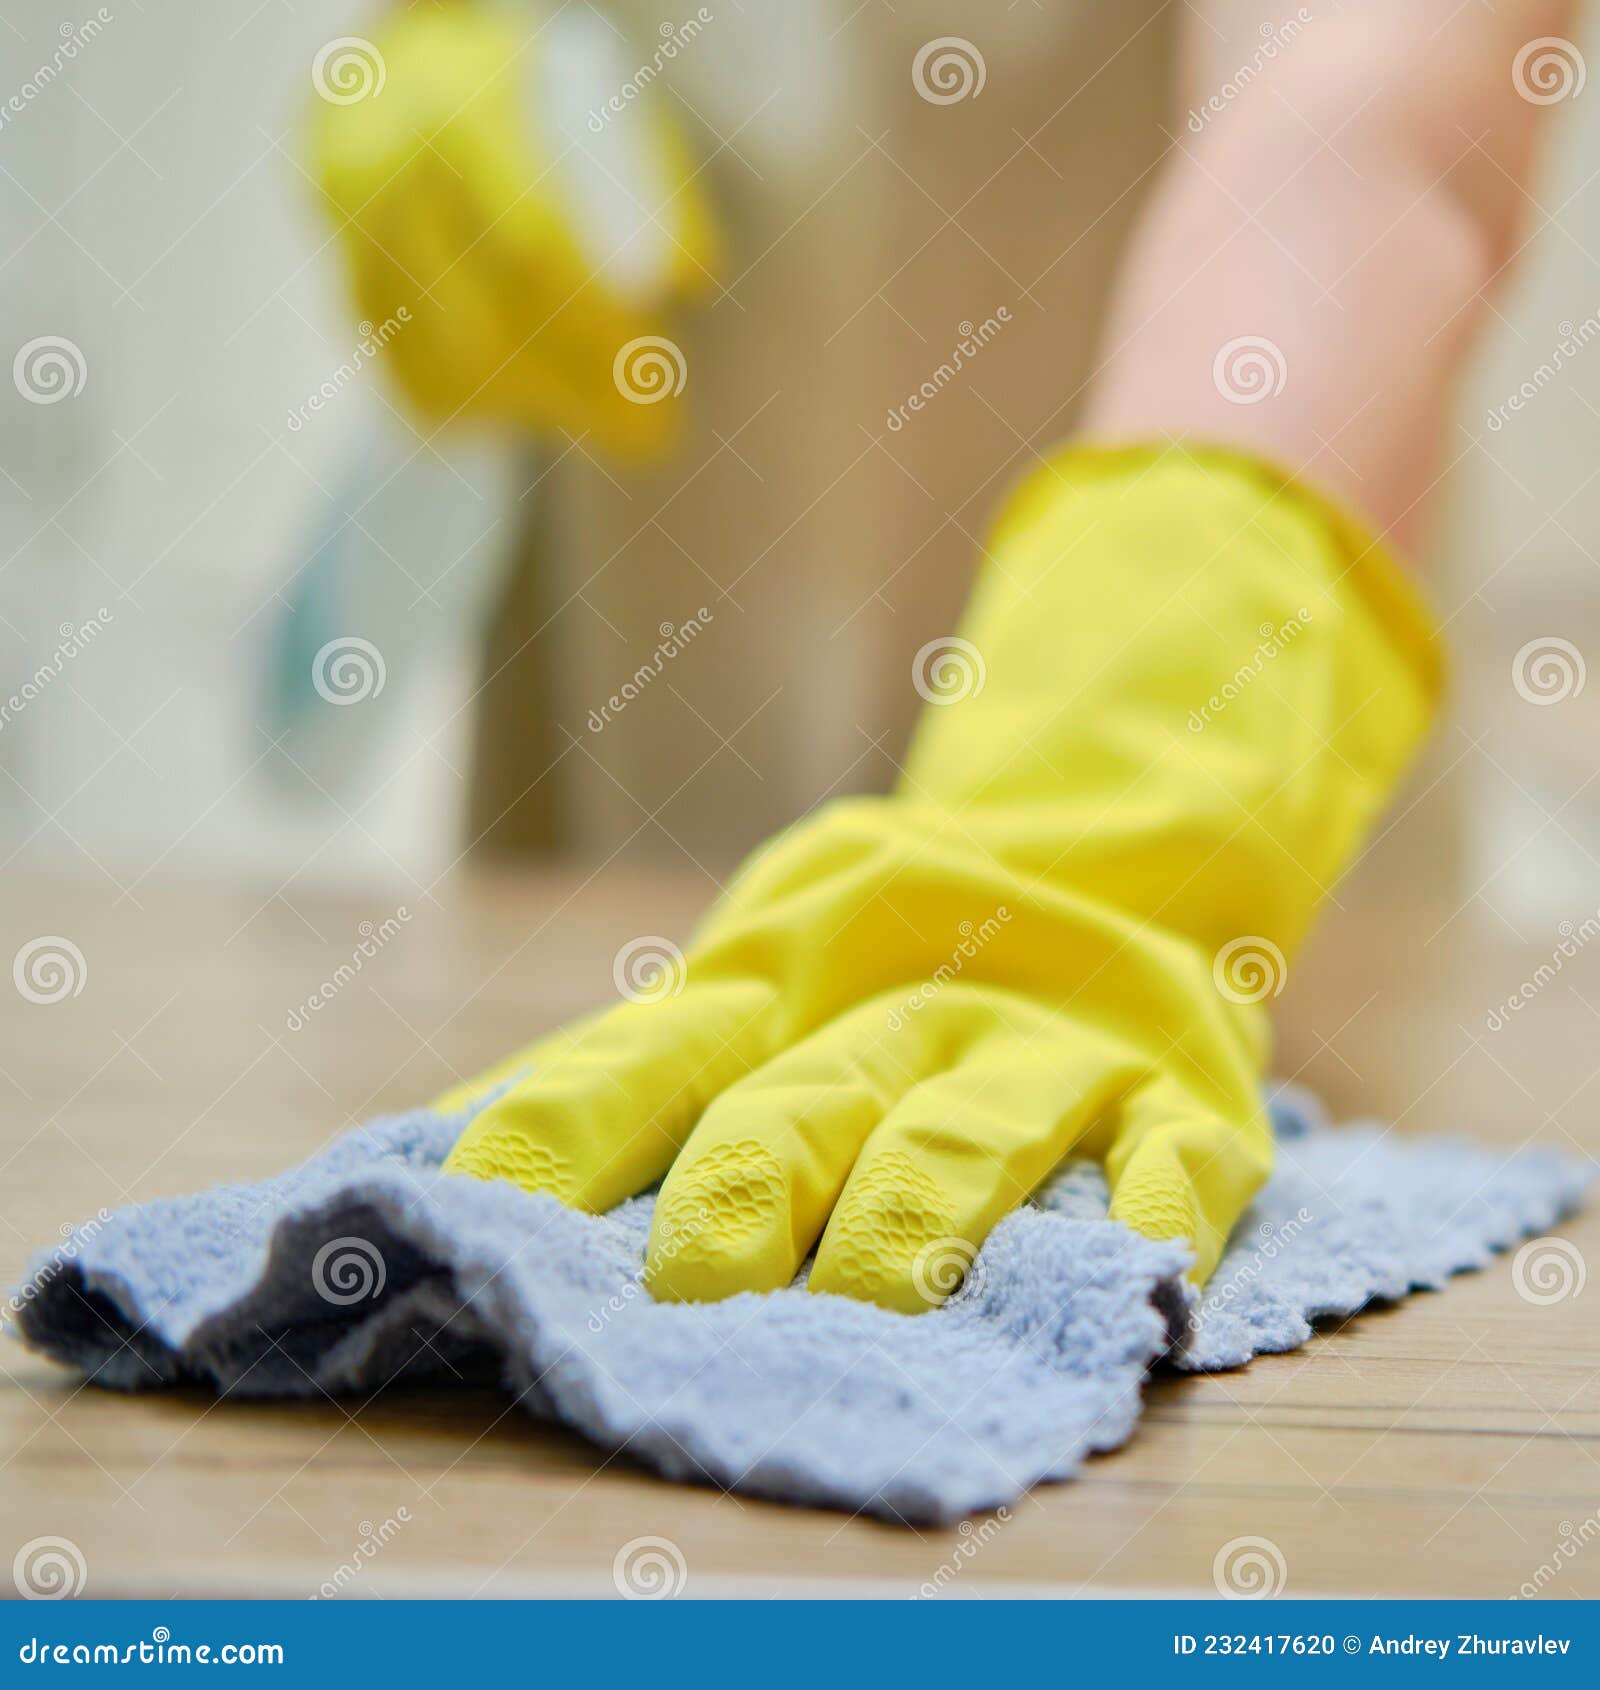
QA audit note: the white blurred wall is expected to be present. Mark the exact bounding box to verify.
[0,0,469,904]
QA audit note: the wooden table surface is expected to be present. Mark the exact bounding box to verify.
[2,869,1597,1598]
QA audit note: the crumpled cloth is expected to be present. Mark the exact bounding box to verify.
[9,1088,1589,1524]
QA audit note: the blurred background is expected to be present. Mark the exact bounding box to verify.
[2,0,1599,1028]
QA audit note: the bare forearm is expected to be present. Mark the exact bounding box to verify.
[1084,0,1579,552]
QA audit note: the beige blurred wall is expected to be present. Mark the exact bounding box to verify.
[475,0,1177,867]
[480,0,1600,943]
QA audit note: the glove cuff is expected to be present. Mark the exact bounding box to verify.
[900,440,1445,960]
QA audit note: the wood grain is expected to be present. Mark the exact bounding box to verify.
[2,873,1596,1598]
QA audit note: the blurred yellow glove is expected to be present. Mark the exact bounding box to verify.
[442,445,1441,1309]
[309,3,718,453]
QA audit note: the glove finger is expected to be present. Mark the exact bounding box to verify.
[443,974,777,1212]
[451,153,683,454]
[409,152,646,444]
[376,153,518,421]
[643,993,961,1303]
[316,94,459,411]
[810,1025,1148,1313]
[1105,1073,1273,1284]
[315,144,470,424]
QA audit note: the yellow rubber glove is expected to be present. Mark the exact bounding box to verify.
[309,3,718,453]
[442,445,1441,1309]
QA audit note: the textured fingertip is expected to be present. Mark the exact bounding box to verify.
[644,1141,795,1302]
[1108,1168,1217,1284]
[442,1119,579,1205]
[1108,1103,1274,1286]
[809,1150,961,1315]
[1108,1163,1201,1250]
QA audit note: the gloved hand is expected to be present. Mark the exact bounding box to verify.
[309,3,718,452]
[442,446,1441,1309]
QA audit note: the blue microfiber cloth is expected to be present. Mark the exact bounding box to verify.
[8,1088,1590,1525]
